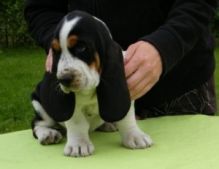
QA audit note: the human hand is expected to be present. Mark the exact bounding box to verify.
[124,41,163,100]
[46,48,53,72]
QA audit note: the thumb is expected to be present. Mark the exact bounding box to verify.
[46,48,53,73]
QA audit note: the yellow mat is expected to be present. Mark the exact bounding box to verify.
[0,115,219,169]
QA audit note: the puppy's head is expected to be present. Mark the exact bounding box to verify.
[49,11,130,122]
[51,14,104,93]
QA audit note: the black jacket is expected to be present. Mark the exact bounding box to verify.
[24,0,217,110]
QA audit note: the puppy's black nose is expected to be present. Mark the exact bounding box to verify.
[58,75,73,87]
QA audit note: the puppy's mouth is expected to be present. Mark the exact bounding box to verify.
[60,85,71,94]
[60,83,82,93]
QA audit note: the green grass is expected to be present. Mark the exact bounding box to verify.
[0,47,44,133]
[215,47,219,110]
[0,46,218,134]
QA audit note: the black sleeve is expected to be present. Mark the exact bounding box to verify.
[24,0,68,52]
[141,0,218,75]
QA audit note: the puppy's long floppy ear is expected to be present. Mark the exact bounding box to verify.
[33,72,75,122]
[97,41,131,122]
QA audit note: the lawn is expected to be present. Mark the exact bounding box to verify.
[216,47,219,105]
[0,47,44,133]
[0,47,218,134]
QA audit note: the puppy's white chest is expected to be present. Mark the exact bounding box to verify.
[82,103,103,131]
[82,104,98,117]
[75,92,103,131]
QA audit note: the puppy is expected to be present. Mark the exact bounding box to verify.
[31,10,152,157]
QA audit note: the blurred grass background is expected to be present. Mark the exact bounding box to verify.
[216,47,219,106]
[0,47,44,133]
[0,47,218,134]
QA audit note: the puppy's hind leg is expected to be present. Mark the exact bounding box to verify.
[96,122,117,132]
[116,102,153,149]
[32,100,64,145]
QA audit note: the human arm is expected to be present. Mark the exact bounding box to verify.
[125,0,217,100]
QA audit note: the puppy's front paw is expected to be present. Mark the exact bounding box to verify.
[34,127,63,145]
[64,139,94,157]
[122,129,153,149]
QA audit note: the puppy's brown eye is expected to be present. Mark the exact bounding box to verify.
[69,41,94,64]
[75,43,86,54]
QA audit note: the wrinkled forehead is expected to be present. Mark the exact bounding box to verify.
[58,17,81,50]
[53,16,97,49]
[64,13,100,38]
[51,11,113,56]
[54,11,111,42]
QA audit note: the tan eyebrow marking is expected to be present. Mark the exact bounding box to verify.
[67,35,78,48]
[51,39,61,51]
[90,52,102,74]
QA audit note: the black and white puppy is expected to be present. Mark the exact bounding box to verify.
[31,10,152,157]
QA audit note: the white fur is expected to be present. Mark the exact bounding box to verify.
[34,126,63,145]
[32,100,54,127]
